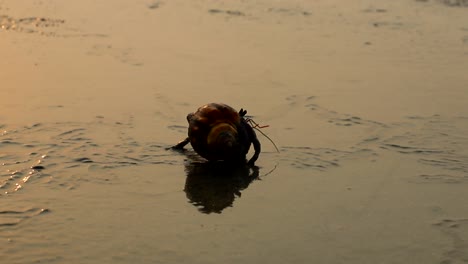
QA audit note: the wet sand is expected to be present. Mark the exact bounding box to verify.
[1,0,468,263]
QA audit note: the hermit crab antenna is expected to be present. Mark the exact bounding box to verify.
[244,118,280,154]
[252,126,280,153]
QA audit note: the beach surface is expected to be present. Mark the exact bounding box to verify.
[1,0,468,263]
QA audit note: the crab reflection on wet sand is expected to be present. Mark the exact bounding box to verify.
[183,158,260,214]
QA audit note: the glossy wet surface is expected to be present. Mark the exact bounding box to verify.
[1,0,468,263]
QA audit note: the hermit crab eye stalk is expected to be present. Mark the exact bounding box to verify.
[239,109,247,117]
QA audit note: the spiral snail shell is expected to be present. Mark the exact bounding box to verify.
[172,103,261,165]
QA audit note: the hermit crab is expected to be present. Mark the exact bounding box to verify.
[172,103,261,165]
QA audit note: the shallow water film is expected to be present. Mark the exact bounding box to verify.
[1,0,468,263]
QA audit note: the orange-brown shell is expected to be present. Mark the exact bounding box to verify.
[187,103,245,162]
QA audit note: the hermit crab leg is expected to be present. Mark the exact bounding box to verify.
[248,135,261,165]
[240,119,260,165]
[240,109,261,165]
[172,137,190,149]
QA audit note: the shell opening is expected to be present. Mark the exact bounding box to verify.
[207,123,238,147]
